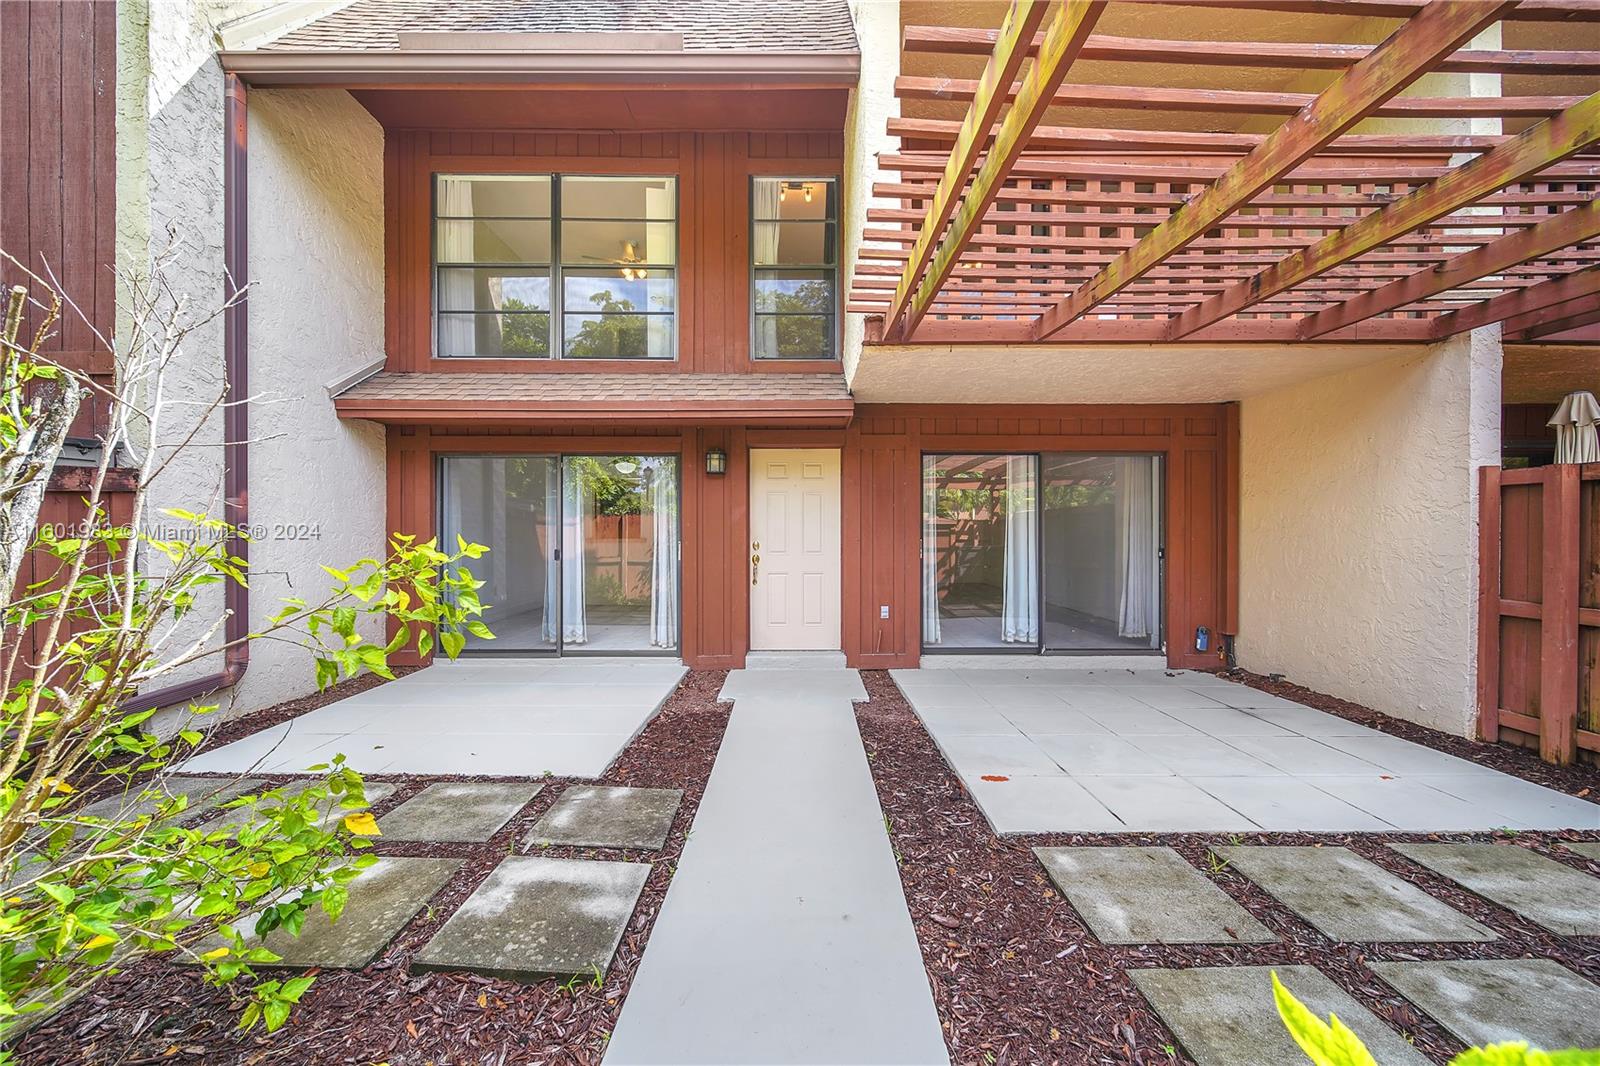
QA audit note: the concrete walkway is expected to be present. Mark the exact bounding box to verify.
[604,667,948,1066]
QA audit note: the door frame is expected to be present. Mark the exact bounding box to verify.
[747,446,844,652]
[919,450,1168,657]
[436,452,683,658]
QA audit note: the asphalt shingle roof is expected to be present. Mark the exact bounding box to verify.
[265,0,859,53]
[336,372,852,403]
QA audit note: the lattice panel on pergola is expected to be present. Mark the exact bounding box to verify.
[847,0,1600,345]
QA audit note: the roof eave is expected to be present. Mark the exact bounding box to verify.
[331,396,857,428]
[218,48,861,87]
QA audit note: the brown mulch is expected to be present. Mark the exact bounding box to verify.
[1222,668,1599,802]
[14,670,730,1066]
[855,669,1600,1066]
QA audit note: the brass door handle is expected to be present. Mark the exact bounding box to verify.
[751,551,760,585]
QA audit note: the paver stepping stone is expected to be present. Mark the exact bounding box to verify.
[233,856,459,969]
[1215,846,1495,943]
[380,781,542,842]
[1390,842,1600,935]
[80,775,264,824]
[1370,959,1600,1050]
[524,785,681,850]
[195,779,398,835]
[1565,842,1600,861]
[1034,846,1275,945]
[1130,965,1429,1066]
[414,855,649,981]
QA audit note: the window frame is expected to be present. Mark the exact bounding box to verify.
[748,175,840,362]
[431,172,681,362]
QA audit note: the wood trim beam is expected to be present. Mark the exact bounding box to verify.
[1297,198,1600,339]
[896,75,1579,119]
[902,26,1600,76]
[1501,281,1600,338]
[1170,89,1600,340]
[880,0,1050,337]
[898,0,1107,340]
[1027,0,1515,342]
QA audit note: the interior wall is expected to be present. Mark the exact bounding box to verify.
[1237,331,1502,736]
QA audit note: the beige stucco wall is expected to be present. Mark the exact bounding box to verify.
[118,0,387,717]
[1236,330,1502,736]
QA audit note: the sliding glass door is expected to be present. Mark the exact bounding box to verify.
[440,455,679,655]
[922,453,1162,654]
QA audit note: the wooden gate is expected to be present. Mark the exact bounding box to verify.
[1477,463,1600,765]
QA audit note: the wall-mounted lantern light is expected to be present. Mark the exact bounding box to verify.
[705,447,728,476]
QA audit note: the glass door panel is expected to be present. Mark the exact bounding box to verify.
[439,455,559,653]
[1040,454,1162,652]
[922,454,1039,650]
[559,455,679,653]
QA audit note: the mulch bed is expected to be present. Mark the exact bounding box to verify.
[1222,668,1599,802]
[855,669,1600,1066]
[15,670,730,1066]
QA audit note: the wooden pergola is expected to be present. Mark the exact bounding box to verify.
[848,0,1600,346]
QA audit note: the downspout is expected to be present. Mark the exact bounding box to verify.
[125,73,250,713]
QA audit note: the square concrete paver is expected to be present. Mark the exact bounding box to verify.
[245,856,460,969]
[1034,847,1275,945]
[1564,842,1600,861]
[524,786,683,850]
[1370,959,1600,1050]
[1216,847,1495,943]
[414,856,649,980]
[1131,965,1428,1066]
[380,781,543,843]
[80,775,263,824]
[195,779,398,835]
[1390,843,1600,935]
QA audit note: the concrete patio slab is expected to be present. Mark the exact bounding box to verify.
[184,659,686,777]
[1130,965,1428,1066]
[940,734,1067,778]
[1125,736,1281,776]
[243,856,459,969]
[1076,775,1256,832]
[1187,777,1389,832]
[1390,843,1600,935]
[1303,775,1525,831]
[379,781,543,843]
[525,785,682,850]
[1032,735,1174,776]
[718,668,867,703]
[1565,842,1600,861]
[414,856,650,981]
[999,706,1113,735]
[1215,847,1495,942]
[1034,846,1275,945]
[80,775,263,824]
[604,667,947,1065]
[1370,959,1600,1050]
[967,775,1127,834]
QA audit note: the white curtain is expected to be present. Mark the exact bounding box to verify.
[437,178,479,357]
[1000,455,1038,643]
[559,463,588,644]
[1550,390,1600,465]
[542,470,562,644]
[1117,457,1158,642]
[921,458,942,645]
[645,458,679,648]
[752,179,782,357]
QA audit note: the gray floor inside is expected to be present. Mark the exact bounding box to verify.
[893,667,1600,835]
[603,667,947,1065]
[182,658,686,777]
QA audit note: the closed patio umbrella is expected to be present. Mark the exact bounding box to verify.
[1548,390,1600,465]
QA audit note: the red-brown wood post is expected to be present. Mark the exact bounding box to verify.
[1540,463,1581,765]
[1476,464,1502,743]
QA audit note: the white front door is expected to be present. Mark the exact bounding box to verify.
[749,448,842,651]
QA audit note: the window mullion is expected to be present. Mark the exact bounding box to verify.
[551,174,563,360]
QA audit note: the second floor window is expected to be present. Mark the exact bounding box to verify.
[752,177,837,360]
[435,173,677,360]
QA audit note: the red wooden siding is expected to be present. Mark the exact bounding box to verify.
[1478,463,1600,765]
[384,130,845,376]
[385,405,1237,672]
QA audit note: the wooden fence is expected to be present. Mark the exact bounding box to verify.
[1477,463,1599,766]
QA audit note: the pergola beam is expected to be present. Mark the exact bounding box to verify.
[880,0,1050,338]
[1508,298,1600,339]
[1296,199,1600,339]
[1168,89,1600,340]
[1431,266,1600,336]
[902,26,1600,76]
[897,0,1106,340]
[1028,0,1516,342]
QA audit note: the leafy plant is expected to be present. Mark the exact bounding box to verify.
[1273,971,1600,1066]
[0,246,492,1047]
